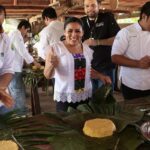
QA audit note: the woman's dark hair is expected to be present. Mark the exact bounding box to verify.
[64,17,83,30]
[42,7,57,19]
[17,20,31,30]
[0,5,6,18]
[140,1,150,20]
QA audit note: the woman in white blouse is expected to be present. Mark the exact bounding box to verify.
[0,5,14,113]
[44,17,111,112]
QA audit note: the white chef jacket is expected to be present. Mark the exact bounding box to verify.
[112,23,150,90]
[0,33,14,75]
[0,32,14,107]
[38,20,64,60]
[9,30,34,72]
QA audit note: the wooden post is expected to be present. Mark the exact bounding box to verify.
[31,78,41,115]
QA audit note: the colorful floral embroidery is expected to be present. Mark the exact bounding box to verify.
[72,53,86,93]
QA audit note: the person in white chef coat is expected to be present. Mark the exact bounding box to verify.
[0,5,14,114]
[38,6,64,60]
[111,1,150,100]
[8,20,40,114]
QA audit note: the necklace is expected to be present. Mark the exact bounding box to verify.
[86,16,98,38]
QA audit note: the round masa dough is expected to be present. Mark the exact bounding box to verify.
[83,118,116,138]
[0,140,18,150]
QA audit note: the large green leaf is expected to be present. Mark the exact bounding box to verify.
[48,130,86,150]
[0,111,146,150]
[0,86,148,150]
[75,103,144,132]
[92,85,115,104]
[117,125,144,150]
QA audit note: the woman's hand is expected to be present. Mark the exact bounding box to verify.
[91,68,112,84]
[33,61,41,69]
[48,48,59,68]
[44,47,59,79]
[0,89,14,108]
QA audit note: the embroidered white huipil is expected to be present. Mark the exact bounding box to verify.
[50,41,93,103]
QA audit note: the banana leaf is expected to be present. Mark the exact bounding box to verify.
[0,110,146,150]
[0,111,67,149]
[117,125,144,150]
[48,130,87,150]
[92,84,115,104]
[46,124,144,150]
[0,85,149,150]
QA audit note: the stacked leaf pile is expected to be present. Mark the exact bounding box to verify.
[0,85,149,150]
[22,68,45,87]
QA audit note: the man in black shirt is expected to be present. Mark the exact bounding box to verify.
[81,0,120,92]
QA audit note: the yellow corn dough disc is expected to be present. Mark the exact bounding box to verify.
[83,118,116,138]
[40,66,45,70]
[32,66,38,70]
[0,140,18,150]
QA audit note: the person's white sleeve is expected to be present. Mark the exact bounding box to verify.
[111,29,129,56]
[0,38,14,75]
[38,29,49,60]
[13,33,34,64]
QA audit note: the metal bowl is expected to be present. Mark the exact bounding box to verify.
[140,121,150,141]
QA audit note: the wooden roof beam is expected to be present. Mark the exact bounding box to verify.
[5,5,48,9]
[13,0,17,6]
